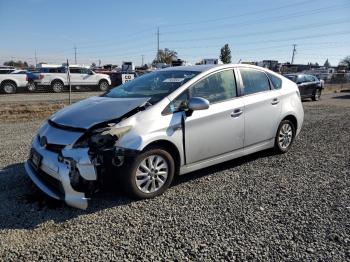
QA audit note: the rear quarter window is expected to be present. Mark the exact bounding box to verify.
[267,73,282,89]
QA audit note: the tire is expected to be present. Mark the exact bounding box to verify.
[274,119,296,154]
[27,81,37,92]
[122,148,175,199]
[2,81,17,94]
[51,80,64,93]
[98,80,109,91]
[312,88,321,101]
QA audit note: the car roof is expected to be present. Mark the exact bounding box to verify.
[160,64,266,73]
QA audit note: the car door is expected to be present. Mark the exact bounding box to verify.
[80,68,96,85]
[305,75,317,96]
[238,68,281,148]
[297,75,310,98]
[69,68,82,85]
[184,69,244,164]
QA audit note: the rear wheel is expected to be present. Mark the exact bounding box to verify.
[27,81,37,92]
[51,80,64,93]
[122,148,175,199]
[2,81,17,94]
[312,88,321,101]
[274,119,295,154]
[98,80,109,91]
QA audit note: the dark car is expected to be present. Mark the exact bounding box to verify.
[284,74,323,101]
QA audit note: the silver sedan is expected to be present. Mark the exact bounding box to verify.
[25,64,304,209]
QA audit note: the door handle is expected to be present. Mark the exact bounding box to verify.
[271,98,279,105]
[231,109,243,117]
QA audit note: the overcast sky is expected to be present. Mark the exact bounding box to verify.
[0,0,349,66]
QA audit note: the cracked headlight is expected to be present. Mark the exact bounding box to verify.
[74,125,132,149]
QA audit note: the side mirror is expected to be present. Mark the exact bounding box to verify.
[188,97,210,111]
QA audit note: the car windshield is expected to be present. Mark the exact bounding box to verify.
[104,70,200,104]
[285,75,297,82]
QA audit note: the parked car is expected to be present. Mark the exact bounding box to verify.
[91,70,136,87]
[25,64,304,209]
[0,72,28,94]
[34,66,111,92]
[284,73,323,101]
[11,70,40,92]
[0,66,16,74]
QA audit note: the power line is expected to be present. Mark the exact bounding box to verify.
[162,3,350,35]
[160,0,314,28]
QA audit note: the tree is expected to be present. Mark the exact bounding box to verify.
[3,60,29,68]
[220,44,231,64]
[324,59,331,68]
[340,55,350,69]
[91,62,96,68]
[153,48,178,64]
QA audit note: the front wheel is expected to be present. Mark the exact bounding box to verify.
[98,80,109,91]
[122,148,175,199]
[51,81,64,93]
[312,88,321,101]
[274,120,296,154]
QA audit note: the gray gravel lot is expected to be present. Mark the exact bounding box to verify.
[0,93,349,261]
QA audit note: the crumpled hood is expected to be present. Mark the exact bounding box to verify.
[50,96,150,129]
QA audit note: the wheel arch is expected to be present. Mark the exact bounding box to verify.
[1,79,18,87]
[50,78,65,86]
[142,139,181,176]
[281,114,298,131]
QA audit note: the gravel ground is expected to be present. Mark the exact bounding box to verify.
[0,92,349,261]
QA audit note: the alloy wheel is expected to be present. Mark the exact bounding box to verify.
[278,123,293,149]
[3,83,15,94]
[135,154,169,194]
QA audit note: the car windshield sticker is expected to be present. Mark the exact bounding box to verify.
[163,78,185,83]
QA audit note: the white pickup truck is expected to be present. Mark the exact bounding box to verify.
[35,66,112,92]
[0,73,28,94]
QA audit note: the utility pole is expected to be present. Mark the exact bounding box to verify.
[291,44,297,64]
[74,45,77,64]
[141,55,144,66]
[34,50,38,67]
[157,27,160,62]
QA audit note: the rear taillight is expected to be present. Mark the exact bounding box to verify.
[26,75,28,81]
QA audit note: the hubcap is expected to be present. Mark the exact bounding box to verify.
[4,84,14,93]
[28,82,36,91]
[100,82,108,90]
[53,83,62,92]
[135,155,168,193]
[278,123,293,149]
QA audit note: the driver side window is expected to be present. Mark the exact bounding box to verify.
[190,70,237,103]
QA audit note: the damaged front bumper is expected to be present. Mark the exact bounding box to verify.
[25,136,96,209]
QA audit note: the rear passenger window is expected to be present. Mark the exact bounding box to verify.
[69,68,81,74]
[240,69,270,95]
[267,73,282,89]
[190,70,237,103]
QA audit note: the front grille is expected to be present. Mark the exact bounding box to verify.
[29,161,64,197]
